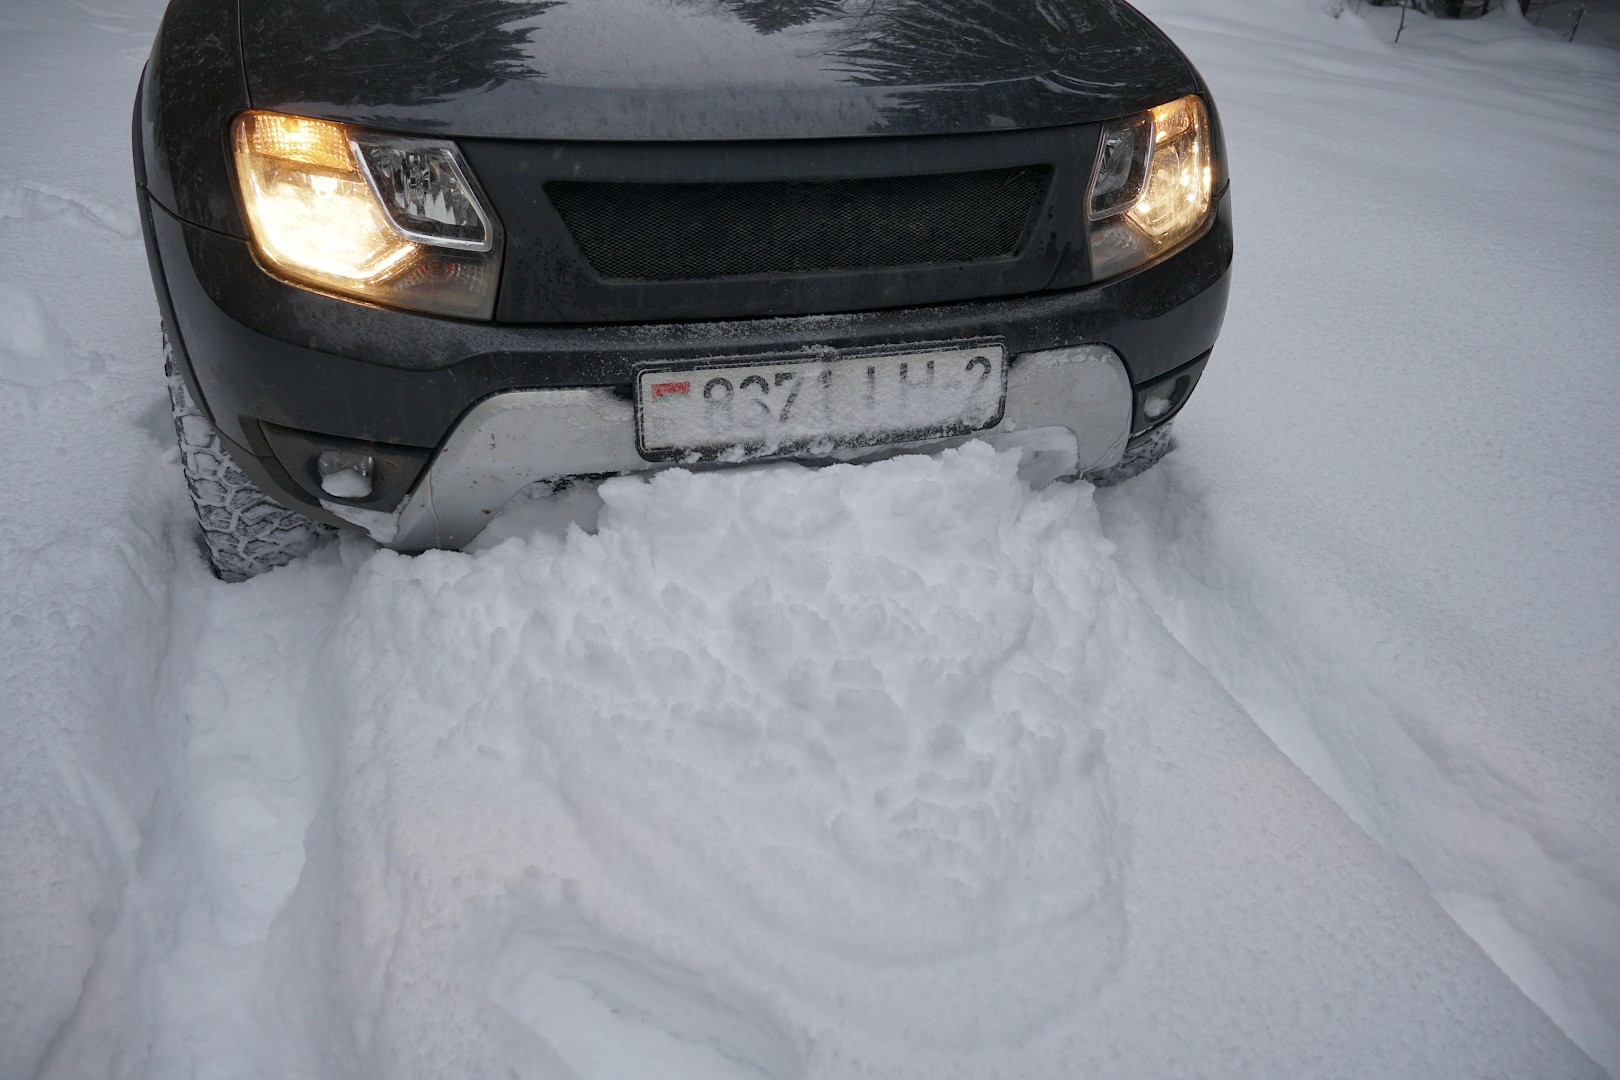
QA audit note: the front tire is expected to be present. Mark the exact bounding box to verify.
[164,337,334,581]
[1085,423,1174,487]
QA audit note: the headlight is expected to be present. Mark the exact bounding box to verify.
[231,111,503,319]
[1085,94,1215,281]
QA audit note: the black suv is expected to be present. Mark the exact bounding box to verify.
[135,0,1232,580]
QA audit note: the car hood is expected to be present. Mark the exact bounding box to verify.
[239,0,1198,140]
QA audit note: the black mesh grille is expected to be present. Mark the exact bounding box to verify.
[546,166,1052,280]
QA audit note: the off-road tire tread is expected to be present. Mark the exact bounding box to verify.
[1086,422,1174,487]
[164,336,333,581]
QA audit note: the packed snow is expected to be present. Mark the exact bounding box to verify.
[1,0,1617,1078]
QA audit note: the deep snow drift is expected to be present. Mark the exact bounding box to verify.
[1,0,1617,1078]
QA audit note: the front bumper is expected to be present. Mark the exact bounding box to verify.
[141,189,1231,551]
[336,345,1133,550]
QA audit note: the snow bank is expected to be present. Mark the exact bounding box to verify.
[0,3,179,1076]
[42,450,1602,1079]
[1123,0,1620,1070]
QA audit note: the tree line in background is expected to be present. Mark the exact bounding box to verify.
[1358,0,1589,40]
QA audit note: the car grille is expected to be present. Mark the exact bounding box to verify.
[546,165,1053,281]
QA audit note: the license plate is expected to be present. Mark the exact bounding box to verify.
[636,342,1007,460]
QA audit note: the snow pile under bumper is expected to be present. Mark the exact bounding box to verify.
[322,344,1133,551]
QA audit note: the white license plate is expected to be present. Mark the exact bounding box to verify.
[636,342,1006,459]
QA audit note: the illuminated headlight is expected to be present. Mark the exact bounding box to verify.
[232,111,502,319]
[1085,95,1216,281]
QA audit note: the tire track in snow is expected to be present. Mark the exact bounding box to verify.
[1098,455,1620,1075]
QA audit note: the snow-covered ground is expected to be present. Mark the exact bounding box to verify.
[1,1,1616,1077]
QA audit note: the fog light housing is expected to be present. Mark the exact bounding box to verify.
[1132,353,1210,435]
[1143,380,1184,421]
[317,451,375,500]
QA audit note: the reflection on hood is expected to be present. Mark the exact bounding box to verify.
[244,0,560,108]
[238,0,1195,140]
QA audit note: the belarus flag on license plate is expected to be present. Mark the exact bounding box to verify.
[651,381,691,399]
